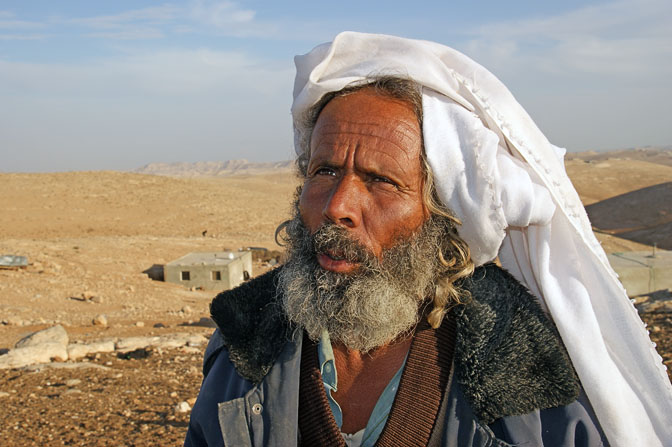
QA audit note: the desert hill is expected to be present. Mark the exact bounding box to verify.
[584,182,672,250]
[563,147,672,249]
[133,159,294,177]
[566,146,672,167]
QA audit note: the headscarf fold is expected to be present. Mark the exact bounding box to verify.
[291,31,672,446]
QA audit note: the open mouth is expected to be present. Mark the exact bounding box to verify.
[324,250,347,261]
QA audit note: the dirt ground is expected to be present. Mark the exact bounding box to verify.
[1,156,670,446]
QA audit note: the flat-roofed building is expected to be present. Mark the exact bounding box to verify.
[164,251,253,291]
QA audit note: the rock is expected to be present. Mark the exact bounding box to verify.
[115,336,159,353]
[3,316,24,326]
[90,295,104,304]
[185,334,208,347]
[153,323,166,328]
[156,334,207,349]
[187,397,197,406]
[15,325,68,349]
[65,379,81,387]
[638,300,672,313]
[117,348,151,360]
[63,389,82,395]
[182,305,193,314]
[193,317,216,328]
[92,314,108,326]
[180,346,202,354]
[114,333,207,352]
[0,392,9,398]
[174,401,191,413]
[0,343,68,369]
[135,321,145,327]
[67,341,115,360]
[82,291,96,300]
[21,362,111,372]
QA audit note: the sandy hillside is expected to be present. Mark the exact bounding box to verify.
[0,171,300,341]
[564,155,672,250]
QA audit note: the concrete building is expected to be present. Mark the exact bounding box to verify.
[164,251,253,291]
[607,250,672,296]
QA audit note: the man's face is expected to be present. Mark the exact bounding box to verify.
[299,89,428,274]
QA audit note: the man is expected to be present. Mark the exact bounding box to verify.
[186,32,671,446]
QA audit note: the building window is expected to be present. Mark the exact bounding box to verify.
[181,271,190,281]
[211,271,221,281]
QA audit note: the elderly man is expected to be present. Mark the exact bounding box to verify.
[185,33,671,446]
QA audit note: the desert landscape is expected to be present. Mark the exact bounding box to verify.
[1,150,671,446]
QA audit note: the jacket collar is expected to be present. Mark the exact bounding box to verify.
[210,264,578,423]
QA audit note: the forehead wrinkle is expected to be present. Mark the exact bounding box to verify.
[311,131,419,172]
[311,120,421,161]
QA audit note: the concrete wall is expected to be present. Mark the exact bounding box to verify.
[164,251,253,291]
[607,250,672,296]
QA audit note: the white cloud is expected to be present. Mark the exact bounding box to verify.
[189,0,255,26]
[67,5,180,29]
[58,0,269,40]
[0,33,46,41]
[85,28,164,40]
[461,0,672,80]
[0,10,44,30]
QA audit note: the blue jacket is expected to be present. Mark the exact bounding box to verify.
[185,265,607,446]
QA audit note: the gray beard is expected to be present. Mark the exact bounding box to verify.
[277,207,448,352]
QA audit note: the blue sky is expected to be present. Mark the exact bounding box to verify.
[1,0,670,172]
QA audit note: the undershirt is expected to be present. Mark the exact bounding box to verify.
[317,331,406,447]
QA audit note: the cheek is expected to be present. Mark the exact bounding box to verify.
[298,183,319,230]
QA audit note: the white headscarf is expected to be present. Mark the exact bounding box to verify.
[291,31,672,446]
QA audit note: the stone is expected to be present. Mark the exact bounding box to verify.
[15,325,68,349]
[63,389,82,395]
[174,401,191,413]
[115,336,159,353]
[65,379,81,387]
[182,306,193,314]
[67,341,115,360]
[21,362,111,372]
[194,317,216,328]
[4,316,24,326]
[135,321,145,327]
[0,392,9,398]
[90,295,104,304]
[82,291,96,300]
[638,300,672,313]
[0,343,68,369]
[92,314,108,326]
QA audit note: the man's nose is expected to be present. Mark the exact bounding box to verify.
[322,174,362,228]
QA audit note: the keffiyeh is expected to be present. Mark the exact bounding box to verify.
[291,31,672,446]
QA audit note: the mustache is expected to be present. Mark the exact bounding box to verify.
[311,223,377,267]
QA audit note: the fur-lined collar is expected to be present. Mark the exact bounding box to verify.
[209,264,578,423]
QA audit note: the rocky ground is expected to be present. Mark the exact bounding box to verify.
[1,153,670,446]
[0,340,206,446]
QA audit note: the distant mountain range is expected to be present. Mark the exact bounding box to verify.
[566,146,672,167]
[133,147,672,178]
[132,159,295,177]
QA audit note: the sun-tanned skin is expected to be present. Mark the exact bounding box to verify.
[298,89,429,434]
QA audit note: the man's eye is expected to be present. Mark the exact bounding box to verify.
[372,175,396,186]
[314,167,336,176]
